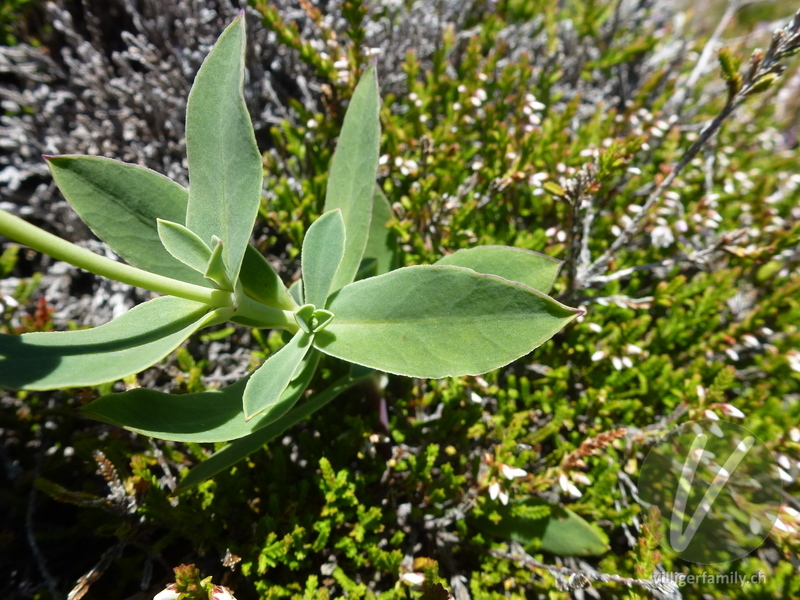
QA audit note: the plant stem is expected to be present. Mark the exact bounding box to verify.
[233,285,299,333]
[0,209,232,307]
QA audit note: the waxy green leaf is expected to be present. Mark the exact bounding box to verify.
[46,155,209,287]
[175,370,372,492]
[82,350,320,443]
[362,186,398,276]
[240,245,297,310]
[47,155,289,301]
[302,209,346,309]
[243,330,313,420]
[203,238,232,290]
[315,265,581,378]
[185,14,262,284]
[324,64,381,292]
[288,279,304,305]
[435,246,563,293]
[156,219,211,273]
[0,296,215,390]
[476,498,609,557]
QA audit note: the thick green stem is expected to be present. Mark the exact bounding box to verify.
[0,209,232,307]
[231,283,299,333]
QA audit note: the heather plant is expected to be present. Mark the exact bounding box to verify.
[3,1,800,600]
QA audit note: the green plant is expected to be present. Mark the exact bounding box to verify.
[0,14,579,490]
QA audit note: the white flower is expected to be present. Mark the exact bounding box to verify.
[153,585,179,600]
[716,403,745,419]
[650,224,674,248]
[591,350,606,362]
[787,350,800,373]
[778,468,794,484]
[501,464,528,480]
[558,473,582,498]
[774,518,796,533]
[488,482,500,500]
[211,586,237,600]
[401,573,426,586]
[571,471,592,486]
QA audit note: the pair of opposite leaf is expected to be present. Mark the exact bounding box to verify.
[0,14,581,446]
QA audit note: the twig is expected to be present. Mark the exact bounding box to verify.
[67,540,126,600]
[683,1,748,96]
[579,10,800,287]
[588,228,747,284]
[26,483,62,599]
[490,545,681,597]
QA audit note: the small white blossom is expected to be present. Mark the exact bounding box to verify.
[787,350,800,373]
[558,473,582,498]
[501,464,528,480]
[774,518,796,533]
[650,224,674,248]
[742,334,760,348]
[211,586,237,600]
[401,573,426,586]
[625,344,642,355]
[591,350,606,362]
[571,471,592,486]
[783,505,800,519]
[716,403,745,419]
[778,467,794,483]
[153,586,179,600]
[489,482,501,500]
[704,409,720,421]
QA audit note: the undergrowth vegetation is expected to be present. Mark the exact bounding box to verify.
[1,1,800,599]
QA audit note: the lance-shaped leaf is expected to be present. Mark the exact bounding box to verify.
[203,238,233,290]
[243,330,313,420]
[362,186,398,277]
[435,246,563,294]
[0,296,213,390]
[324,64,381,292]
[314,265,581,378]
[175,370,373,492]
[185,13,262,284]
[82,350,320,443]
[46,155,209,287]
[157,219,211,273]
[241,245,297,310]
[301,209,346,309]
[475,497,609,557]
[288,278,304,305]
[47,155,291,301]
